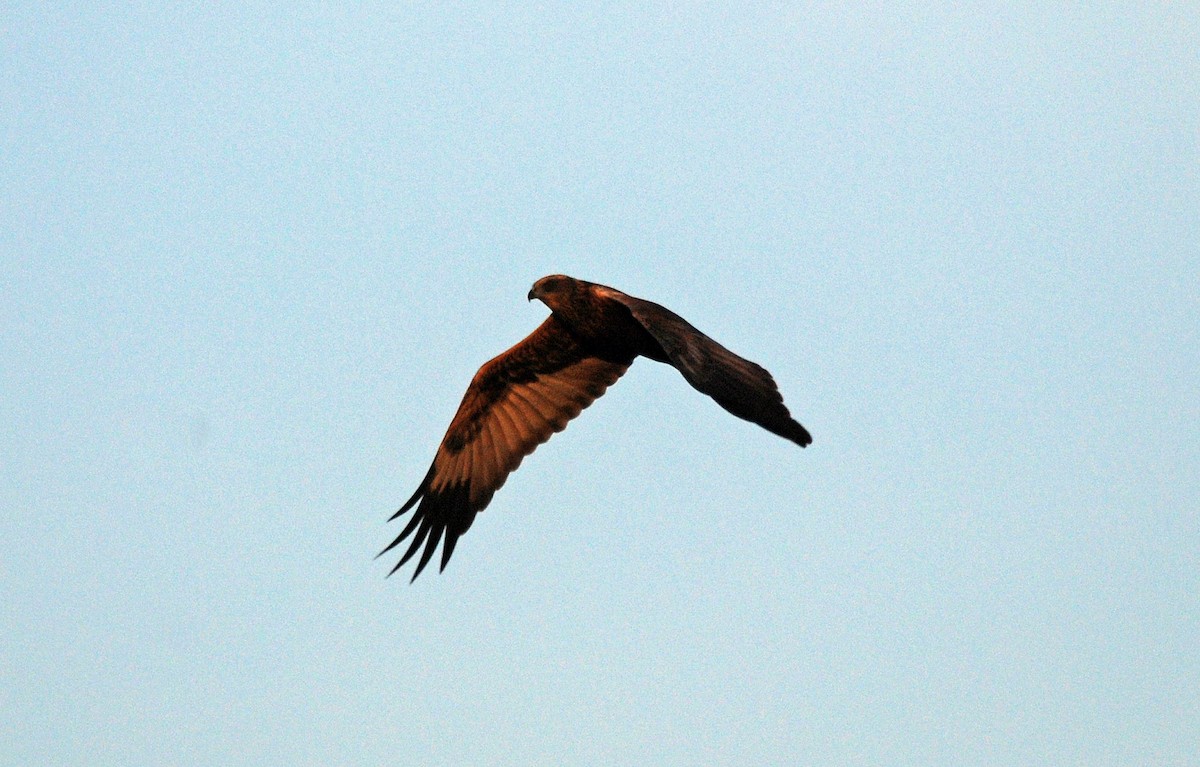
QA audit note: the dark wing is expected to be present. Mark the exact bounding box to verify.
[382,315,630,580]
[597,287,812,447]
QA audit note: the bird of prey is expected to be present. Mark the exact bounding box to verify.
[382,275,811,580]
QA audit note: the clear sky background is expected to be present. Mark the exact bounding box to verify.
[3,3,1197,765]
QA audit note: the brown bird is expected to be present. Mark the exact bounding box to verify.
[382,275,812,580]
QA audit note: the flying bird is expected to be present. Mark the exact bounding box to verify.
[382,275,811,580]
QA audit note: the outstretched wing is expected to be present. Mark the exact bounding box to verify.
[598,287,812,448]
[382,315,630,580]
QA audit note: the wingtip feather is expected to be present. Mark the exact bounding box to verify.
[793,423,813,448]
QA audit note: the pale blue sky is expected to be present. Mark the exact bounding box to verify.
[3,3,1197,765]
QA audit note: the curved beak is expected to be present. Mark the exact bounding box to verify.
[527,287,537,302]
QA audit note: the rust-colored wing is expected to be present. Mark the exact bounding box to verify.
[597,286,812,448]
[382,315,630,580]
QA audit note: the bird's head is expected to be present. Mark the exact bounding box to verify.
[528,274,577,312]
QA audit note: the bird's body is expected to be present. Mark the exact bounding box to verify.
[382,275,811,580]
